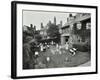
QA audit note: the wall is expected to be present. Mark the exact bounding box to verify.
[0,0,99,80]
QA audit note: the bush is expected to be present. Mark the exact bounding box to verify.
[73,43,90,52]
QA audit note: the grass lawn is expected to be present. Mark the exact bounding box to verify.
[35,46,90,69]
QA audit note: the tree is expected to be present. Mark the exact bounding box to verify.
[47,24,60,39]
[35,34,42,42]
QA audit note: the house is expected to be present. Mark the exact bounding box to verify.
[61,13,91,49]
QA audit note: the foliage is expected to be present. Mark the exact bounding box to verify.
[23,26,38,69]
[35,34,42,42]
[47,24,60,39]
[73,43,91,52]
[23,27,34,43]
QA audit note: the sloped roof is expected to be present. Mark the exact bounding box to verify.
[62,14,91,29]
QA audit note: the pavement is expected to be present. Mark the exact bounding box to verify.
[78,61,91,67]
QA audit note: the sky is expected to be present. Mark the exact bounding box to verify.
[23,10,76,30]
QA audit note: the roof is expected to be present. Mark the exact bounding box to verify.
[62,14,91,29]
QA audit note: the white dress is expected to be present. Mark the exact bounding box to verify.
[40,45,43,51]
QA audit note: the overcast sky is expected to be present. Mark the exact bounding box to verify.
[23,10,76,30]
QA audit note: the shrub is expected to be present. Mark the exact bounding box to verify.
[73,43,90,52]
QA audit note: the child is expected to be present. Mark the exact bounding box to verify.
[69,48,77,56]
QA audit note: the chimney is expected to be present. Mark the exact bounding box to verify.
[34,25,36,30]
[54,16,56,25]
[67,18,69,22]
[41,22,43,28]
[30,24,33,28]
[49,20,51,24]
[60,21,62,27]
[69,14,72,17]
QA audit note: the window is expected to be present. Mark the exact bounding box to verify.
[86,23,91,29]
[77,22,82,30]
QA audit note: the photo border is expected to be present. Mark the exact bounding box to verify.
[11,1,98,79]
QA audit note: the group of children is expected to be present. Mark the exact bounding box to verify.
[34,41,77,58]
